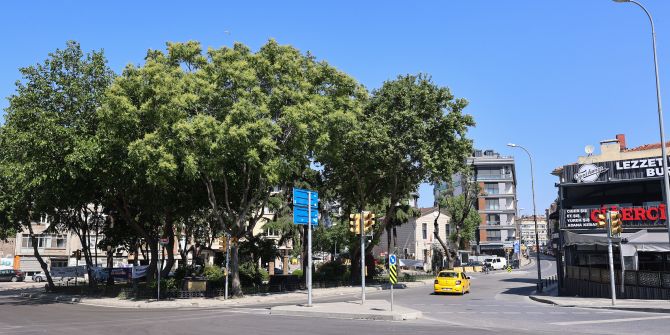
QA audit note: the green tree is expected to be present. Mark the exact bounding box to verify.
[318,74,475,278]
[97,42,204,280]
[172,40,364,296]
[433,171,481,269]
[0,41,114,288]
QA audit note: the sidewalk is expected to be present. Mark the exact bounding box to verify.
[19,280,432,309]
[529,284,670,314]
[270,299,422,321]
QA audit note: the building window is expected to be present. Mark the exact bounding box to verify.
[486,214,500,225]
[54,235,66,249]
[422,223,427,240]
[484,183,499,195]
[487,230,501,241]
[50,259,68,268]
[486,199,499,210]
[22,235,49,248]
[477,167,502,180]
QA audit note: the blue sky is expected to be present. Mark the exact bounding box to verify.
[2,1,670,215]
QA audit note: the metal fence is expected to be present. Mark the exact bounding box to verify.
[563,266,670,300]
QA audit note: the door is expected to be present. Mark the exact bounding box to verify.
[0,270,8,281]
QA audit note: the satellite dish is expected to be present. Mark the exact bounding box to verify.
[585,145,594,155]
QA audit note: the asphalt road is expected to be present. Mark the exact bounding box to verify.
[0,255,668,335]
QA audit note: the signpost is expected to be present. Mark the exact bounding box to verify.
[389,254,397,311]
[293,188,318,307]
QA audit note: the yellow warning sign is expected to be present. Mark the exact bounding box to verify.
[389,264,398,284]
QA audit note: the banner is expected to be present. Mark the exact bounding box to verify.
[0,257,13,270]
[132,265,150,279]
[50,266,86,277]
[92,267,132,281]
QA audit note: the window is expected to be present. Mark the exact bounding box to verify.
[50,259,68,268]
[477,167,502,180]
[486,214,500,225]
[21,235,49,248]
[486,199,499,210]
[54,235,66,249]
[487,230,501,241]
[484,183,499,195]
[422,223,427,240]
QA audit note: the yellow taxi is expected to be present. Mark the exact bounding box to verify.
[434,270,471,295]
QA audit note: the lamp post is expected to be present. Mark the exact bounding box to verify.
[612,0,670,246]
[507,143,543,291]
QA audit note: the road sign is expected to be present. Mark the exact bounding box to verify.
[389,254,397,266]
[507,266,512,272]
[503,241,513,249]
[159,238,168,246]
[293,206,319,225]
[293,188,319,207]
[389,264,398,284]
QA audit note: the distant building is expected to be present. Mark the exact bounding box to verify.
[518,215,548,248]
[435,149,518,257]
[373,207,452,270]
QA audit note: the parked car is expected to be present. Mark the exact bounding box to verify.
[0,269,25,282]
[32,272,48,282]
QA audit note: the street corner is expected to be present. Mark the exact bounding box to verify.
[269,299,422,321]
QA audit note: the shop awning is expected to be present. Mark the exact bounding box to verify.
[563,230,670,254]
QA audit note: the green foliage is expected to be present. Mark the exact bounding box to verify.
[203,266,225,282]
[239,261,264,287]
[314,261,349,282]
[291,269,304,277]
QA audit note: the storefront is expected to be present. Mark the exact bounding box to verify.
[555,154,670,299]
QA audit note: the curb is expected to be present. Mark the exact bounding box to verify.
[269,308,421,321]
[15,281,429,309]
[20,292,81,304]
[529,295,670,314]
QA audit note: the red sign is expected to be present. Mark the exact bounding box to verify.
[590,205,667,223]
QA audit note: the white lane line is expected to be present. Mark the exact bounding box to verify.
[551,315,670,326]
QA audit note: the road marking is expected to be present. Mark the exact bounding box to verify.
[502,311,521,314]
[551,315,670,326]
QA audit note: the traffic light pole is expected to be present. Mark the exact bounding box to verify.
[360,208,365,305]
[307,192,313,307]
[606,211,616,306]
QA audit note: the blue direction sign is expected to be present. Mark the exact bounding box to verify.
[293,188,318,207]
[389,254,397,266]
[292,187,319,226]
[513,240,520,254]
[293,206,319,225]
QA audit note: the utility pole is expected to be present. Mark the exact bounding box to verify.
[606,211,617,306]
[360,207,365,304]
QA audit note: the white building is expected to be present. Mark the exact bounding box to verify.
[518,215,548,248]
[373,207,452,271]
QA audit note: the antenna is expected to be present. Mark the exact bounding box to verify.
[585,145,594,156]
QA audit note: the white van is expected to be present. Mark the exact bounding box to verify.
[484,257,507,270]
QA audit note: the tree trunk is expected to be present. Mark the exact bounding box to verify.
[27,222,55,291]
[161,220,175,278]
[230,242,242,297]
[146,239,159,281]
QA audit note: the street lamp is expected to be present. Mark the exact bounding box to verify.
[507,143,543,291]
[612,0,670,248]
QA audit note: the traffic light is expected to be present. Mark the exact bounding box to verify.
[595,212,607,228]
[349,213,361,234]
[610,211,623,236]
[71,250,81,260]
[363,211,375,233]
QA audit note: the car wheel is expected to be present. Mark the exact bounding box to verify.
[36,277,43,282]
[10,276,18,282]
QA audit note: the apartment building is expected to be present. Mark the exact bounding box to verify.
[518,215,548,248]
[436,149,518,256]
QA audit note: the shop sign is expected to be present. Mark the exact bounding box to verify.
[564,156,670,183]
[561,205,667,229]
